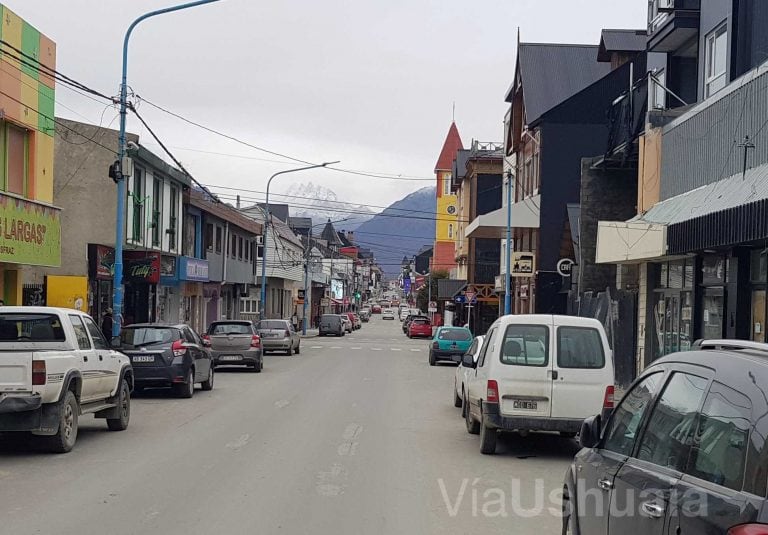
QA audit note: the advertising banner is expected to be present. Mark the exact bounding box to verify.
[179,257,209,282]
[0,194,61,266]
[123,251,160,284]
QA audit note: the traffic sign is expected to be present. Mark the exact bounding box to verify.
[557,258,575,277]
[463,290,477,304]
[510,252,535,277]
[428,301,437,312]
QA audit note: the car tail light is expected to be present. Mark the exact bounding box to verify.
[251,335,261,348]
[728,525,768,535]
[432,341,439,349]
[284,329,291,337]
[603,385,615,409]
[171,339,187,357]
[32,360,46,385]
[201,334,211,347]
[487,380,499,403]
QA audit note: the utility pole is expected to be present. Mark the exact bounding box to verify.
[112,0,223,338]
[302,237,311,335]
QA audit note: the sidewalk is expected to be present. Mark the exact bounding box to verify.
[300,329,319,338]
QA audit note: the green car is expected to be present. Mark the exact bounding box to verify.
[429,327,473,366]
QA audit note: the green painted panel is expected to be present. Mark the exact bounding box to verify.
[21,21,40,80]
[38,83,54,135]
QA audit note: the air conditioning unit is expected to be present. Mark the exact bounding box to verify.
[256,235,264,245]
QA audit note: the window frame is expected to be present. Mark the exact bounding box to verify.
[83,316,110,350]
[601,371,664,457]
[4,122,29,197]
[151,176,163,247]
[215,225,223,254]
[499,323,550,367]
[477,325,497,368]
[132,167,145,243]
[69,314,92,350]
[705,23,728,98]
[556,326,606,369]
[168,185,178,250]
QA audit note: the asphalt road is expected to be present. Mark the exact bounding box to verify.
[0,316,579,535]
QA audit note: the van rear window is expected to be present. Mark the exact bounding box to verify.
[0,314,67,342]
[501,324,549,366]
[557,327,605,369]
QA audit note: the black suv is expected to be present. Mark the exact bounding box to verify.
[563,339,768,535]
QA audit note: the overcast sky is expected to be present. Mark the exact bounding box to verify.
[13,0,645,208]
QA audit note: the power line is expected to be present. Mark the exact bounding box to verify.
[136,94,435,181]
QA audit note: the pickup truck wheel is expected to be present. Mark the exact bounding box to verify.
[173,370,195,399]
[42,391,79,453]
[479,415,498,455]
[465,398,480,435]
[107,379,131,431]
[201,366,214,391]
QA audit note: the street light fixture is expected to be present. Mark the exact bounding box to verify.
[259,161,340,319]
[112,0,223,337]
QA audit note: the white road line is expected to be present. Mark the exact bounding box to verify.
[391,348,402,351]
[311,346,323,349]
[330,346,342,349]
[410,348,421,352]
[350,346,362,350]
[370,347,383,351]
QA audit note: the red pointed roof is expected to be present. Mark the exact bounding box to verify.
[434,122,464,172]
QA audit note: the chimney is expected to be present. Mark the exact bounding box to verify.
[236,195,241,209]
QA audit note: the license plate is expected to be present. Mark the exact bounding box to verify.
[132,355,155,363]
[513,400,537,410]
[220,355,242,361]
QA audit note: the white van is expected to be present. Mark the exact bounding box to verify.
[462,314,614,454]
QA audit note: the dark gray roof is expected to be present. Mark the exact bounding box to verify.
[320,220,344,247]
[438,279,467,300]
[452,149,471,187]
[598,29,647,62]
[258,203,289,223]
[516,43,612,126]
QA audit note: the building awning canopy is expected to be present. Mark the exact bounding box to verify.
[438,279,466,300]
[596,162,768,263]
[465,194,541,239]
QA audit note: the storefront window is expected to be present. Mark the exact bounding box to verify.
[702,288,725,340]
[652,259,694,360]
[751,250,768,283]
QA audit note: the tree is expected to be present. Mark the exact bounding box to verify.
[416,269,449,311]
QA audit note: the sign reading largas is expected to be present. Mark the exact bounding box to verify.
[0,194,61,267]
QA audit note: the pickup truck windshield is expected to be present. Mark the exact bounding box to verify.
[0,313,66,342]
[121,327,180,347]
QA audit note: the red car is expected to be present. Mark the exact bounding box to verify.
[371,305,382,314]
[408,317,432,338]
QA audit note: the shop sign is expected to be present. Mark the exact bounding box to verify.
[0,193,61,267]
[89,244,115,280]
[160,255,177,277]
[510,252,535,277]
[179,257,209,282]
[123,251,160,283]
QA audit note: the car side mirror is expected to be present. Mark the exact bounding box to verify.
[461,354,476,368]
[110,336,121,349]
[579,415,602,449]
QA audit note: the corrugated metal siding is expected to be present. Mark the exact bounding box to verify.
[661,66,768,199]
[668,199,768,253]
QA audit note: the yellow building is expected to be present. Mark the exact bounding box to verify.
[432,122,463,273]
[0,5,60,304]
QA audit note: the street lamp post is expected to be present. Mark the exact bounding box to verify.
[260,162,339,320]
[504,171,513,316]
[112,0,222,338]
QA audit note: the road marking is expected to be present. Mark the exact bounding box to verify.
[337,441,359,456]
[274,399,290,409]
[410,348,421,352]
[330,346,342,349]
[350,346,362,350]
[311,345,323,349]
[391,348,402,351]
[316,463,347,497]
[343,423,363,440]
[225,434,250,451]
[370,347,383,351]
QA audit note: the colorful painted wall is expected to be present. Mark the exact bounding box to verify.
[0,5,59,304]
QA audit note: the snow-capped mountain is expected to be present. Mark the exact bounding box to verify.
[281,182,375,230]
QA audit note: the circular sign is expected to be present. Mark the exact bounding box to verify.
[446,205,457,215]
[557,258,575,277]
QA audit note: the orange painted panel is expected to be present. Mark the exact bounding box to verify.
[0,64,21,123]
[38,33,55,89]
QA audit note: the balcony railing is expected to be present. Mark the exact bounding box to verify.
[605,78,648,161]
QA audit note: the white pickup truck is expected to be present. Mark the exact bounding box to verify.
[0,307,133,453]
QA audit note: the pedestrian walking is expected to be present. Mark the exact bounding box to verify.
[101,308,114,337]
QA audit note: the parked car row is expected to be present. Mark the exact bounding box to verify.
[442,313,768,532]
[318,312,365,337]
[0,307,304,453]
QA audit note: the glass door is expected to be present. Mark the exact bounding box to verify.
[701,287,725,340]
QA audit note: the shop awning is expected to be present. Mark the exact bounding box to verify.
[597,162,768,262]
[464,195,541,239]
[438,279,466,300]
